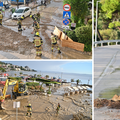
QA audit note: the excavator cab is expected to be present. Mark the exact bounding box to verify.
[12,82,28,99]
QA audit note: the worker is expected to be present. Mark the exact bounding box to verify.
[30,14,37,27]
[36,12,40,23]
[33,21,40,34]
[56,103,60,114]
[0,11,3,25]
[33,32,43,57]
[51,32,61,53]
[17,16,24,31]
[24,104,32,117]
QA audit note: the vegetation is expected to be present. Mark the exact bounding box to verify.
[95,0,120,41]
[26,82,39,86]
[0,67,6,72]
[76,79,81,85]
[71,79,74,82]
[47,86,51,94]
[8,77,22,80]
[45,75,49,79]
[62,0,92,52]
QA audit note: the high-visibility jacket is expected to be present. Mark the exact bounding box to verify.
[51,35,57,44]
[33,37,43,46]
[0,14,3,20]
[35,22,40,29]
[17,20,21,25]
[36,13,40,18]
[26,105,32,112]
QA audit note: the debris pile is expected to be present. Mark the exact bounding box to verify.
[94,95,120,109]
[71,112,92,120]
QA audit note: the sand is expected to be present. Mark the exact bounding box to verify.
[0,86,92,120]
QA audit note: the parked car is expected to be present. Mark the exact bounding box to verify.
[4,4,11,9]
[11,7,32,19]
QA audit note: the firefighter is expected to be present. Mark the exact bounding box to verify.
[17,16,24,31]
[56,103,60,114]
[0,11,3,25]
[51,32,61,53]
[33,32,43,56]
[30,14,37,27]
[33,21,40,34]
[36,12,40,23]
[24,104,32,117]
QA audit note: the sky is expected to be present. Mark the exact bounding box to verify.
[2,61,92,74]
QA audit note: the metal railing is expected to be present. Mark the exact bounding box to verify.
[94,40,120,47]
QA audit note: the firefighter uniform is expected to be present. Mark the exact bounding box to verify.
[36,12,40,23]
[17,19,22,31]
[25,104,32,117]
[33,32,43,56]
[34,21,40,34]
[51,33,61,53]
[30,14,37,27]
[17,17,24,31]
[0,12,3,25]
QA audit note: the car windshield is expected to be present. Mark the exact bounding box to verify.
[15,9,24,13]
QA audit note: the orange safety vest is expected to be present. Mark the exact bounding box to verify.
[34,37,41,46]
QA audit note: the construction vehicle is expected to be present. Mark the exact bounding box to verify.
[12,81,28,99]
[0,79,28,110]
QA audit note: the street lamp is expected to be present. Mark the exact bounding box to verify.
[95,1,100,46]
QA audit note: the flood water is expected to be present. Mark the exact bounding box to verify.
[99,86,120,99]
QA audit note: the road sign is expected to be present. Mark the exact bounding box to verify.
[62,25,69,29]
[62,19,70,26]
[0,2,3,7]
[63,4,71,11]
[63,11,71,19]
[71,23,76,27]
[13,102,20,108]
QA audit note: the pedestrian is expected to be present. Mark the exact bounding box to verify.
[51,32,61,53]
[56,103,60,114]
[24,104,32,117]
[33,32,43,57]
[0,11,3,25]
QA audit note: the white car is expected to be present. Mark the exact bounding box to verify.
[11,7,32,19]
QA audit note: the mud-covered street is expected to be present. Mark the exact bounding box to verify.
[0,0,92,59]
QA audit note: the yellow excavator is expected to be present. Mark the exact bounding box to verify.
[0,79,28,110]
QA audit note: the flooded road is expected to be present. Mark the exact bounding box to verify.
[0,0,92,59]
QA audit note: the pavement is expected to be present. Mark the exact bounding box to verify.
[94,45,120,120]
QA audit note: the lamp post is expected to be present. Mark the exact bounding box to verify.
[95,1,100,47]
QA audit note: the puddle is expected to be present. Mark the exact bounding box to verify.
[99,86,120,99]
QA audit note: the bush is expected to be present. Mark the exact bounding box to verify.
[75,25,92,52]
[8,77,22,80]
[67,30,78,42]
[26,82,39,86]
[108,22,115,29]
[115,21,120,27]
[87,19,92,25]
[100,29,118,40]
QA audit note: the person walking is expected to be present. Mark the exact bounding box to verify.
[17,16,24,31]
[56,103,60,114]
[33,32,43,57]
[51,32,61,53]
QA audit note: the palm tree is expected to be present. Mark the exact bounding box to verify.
[37,74,41,78]
[76,79,81,86]
[14,73,17,77]
[45,75,49,79]
[71,79,74,82]
[19,72,23,76]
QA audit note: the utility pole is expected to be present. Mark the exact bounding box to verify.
[95,1,100,47]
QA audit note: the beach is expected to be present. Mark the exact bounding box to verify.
[0,85,92,120]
